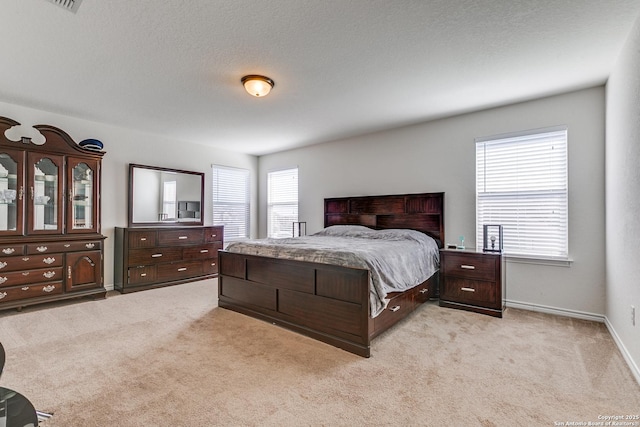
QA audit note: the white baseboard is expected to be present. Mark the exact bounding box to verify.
[506,299,640,386]
[104,283,115,292]
[604,317,640,386]
[505,299,605,323]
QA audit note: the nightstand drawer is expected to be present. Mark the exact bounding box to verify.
[441,277,498,307]
[442,252,496,281]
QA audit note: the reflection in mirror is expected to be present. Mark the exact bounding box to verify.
[33,157,58,231]
[0,153,18,231]
[129,164,204,226]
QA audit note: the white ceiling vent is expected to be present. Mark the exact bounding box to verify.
[45,0,83,13]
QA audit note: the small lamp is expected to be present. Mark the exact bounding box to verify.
[483,224,503,253]
[241,75,274,97]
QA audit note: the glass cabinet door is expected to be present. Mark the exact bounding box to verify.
[67,157,99,234]
[0,149,24,236]
[27,153,63,235]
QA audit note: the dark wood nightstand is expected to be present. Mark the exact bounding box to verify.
[439,249,506,317]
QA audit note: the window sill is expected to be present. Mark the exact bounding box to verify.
[505,254,573,267]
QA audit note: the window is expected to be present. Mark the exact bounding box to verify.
[212,165,250,241]
[475,127,568,259]
[267,167,298,238]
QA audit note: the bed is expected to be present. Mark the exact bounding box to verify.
[217,192,444,357]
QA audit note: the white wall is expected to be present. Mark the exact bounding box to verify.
[0,100,259,289]
[259,87,606,317]
[605,15,640,381]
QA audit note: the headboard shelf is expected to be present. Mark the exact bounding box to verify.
[324,192,444,247]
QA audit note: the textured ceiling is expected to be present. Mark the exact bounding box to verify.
[1,0,639,155]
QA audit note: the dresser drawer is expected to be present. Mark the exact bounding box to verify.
[127,247,183,266]
[442,252,496,281]
[183,243,221,260]
[156,260,204,281]
[202,258,218,275]
[0,253,63,272]
[204,226,223,243]
[0,281,63,303]
[26,240,102,254]
[128,266,157,285]
[127,230,157,248]
[157,229,204,246]
[441,277,498,307]
[0,267,64,288]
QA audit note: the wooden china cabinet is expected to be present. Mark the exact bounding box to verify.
[0,116,106,311]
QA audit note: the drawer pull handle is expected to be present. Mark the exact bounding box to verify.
[140,273,147,277]
[0,292,6,300]
[2,248,15,254]
[178,236,188,240]
[419,288,429,294]
[22,272,30,276]
[151,254,163,258]
[140,237,147,241]
[21,287,29,291]
[37,246,48,252]
[43,285,56,293]
[178,267,187,272]
[43,271,56,279]
[389,305,401,312]
[22,257,30,261]
[461,287,475,292]
[85,243,95,249]
[460,264,475,270]
[200,249,209,253]
[0,277,7,284]
[0,262,6,269]
[211,262,216,266]
[211,234,217,238]
[43,257,56,264]
[64,244,71,248]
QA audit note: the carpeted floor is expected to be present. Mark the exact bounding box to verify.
[1,279,638,426]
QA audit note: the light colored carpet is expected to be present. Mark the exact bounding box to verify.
[0,279,638,426]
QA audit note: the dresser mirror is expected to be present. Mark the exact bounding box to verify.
[128,163,204,227]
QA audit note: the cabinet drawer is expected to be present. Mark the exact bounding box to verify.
[442,252,496,281]
[204,227,223,243]
[156,260,204,281]
[26,240,102,254]
[128,231,157,248]
[128,266,157,284]
[0,281,63,303]
[128,247,183,266]
[0,253,63,272]
[0,267,64,288]
[374,291,414,331]
[0,245,25,256]
[441,277,498,307]
[157,229,204,246]
[183,243,221,260]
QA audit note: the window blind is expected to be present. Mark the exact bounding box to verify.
[267,167,298,238]
[212,165,250,240]
[476,127,568,258]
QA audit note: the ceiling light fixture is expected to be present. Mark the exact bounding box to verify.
[241,75,274,97]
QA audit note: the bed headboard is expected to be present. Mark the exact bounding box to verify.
[324,192,445,247]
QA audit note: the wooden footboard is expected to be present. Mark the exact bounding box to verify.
[218,250,438,357]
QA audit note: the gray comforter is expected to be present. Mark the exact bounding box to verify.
[225,225,440,317]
